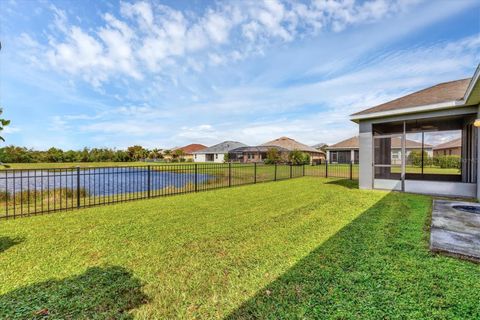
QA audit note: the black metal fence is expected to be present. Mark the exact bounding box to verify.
[0,162,357,219]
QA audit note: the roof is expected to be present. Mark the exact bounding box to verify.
[229,145,290,153]
[173,144,207,154]
[311,143,327,149]
[351,78,471,117]
[260,136,325,154]
[193,141,247,154]
[326,136,432,150]
[433,138,462,150]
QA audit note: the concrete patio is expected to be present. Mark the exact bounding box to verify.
[431,200,480,261]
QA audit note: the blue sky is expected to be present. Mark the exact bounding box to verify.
[1,0,479,150]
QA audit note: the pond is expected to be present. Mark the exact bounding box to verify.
[0,167,213,196]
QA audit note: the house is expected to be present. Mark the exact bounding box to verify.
[260,136,326,164]
[193,141,247,163]
[350,64,480,198]
[228,146,290,163]
[311,143,327,150]
[172,144,207,161]
[326,136,433,164]
[433,138,462,156]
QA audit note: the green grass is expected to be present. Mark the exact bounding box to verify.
[391,165,460,175]
[1,178,478,319]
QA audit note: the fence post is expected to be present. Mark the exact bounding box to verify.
[76,166,80,208]
[350,161,353,180]
[254,162,257,184]
[290,163,292,179]
[194,164,198,192]
[274,163,277,181]
[325,160,328,178]
[229,163,232,187]
[303,164,305,176]
[147,165,151,198]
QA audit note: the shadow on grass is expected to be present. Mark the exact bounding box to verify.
[0,266,148,319]
[226,192,479,319]
[325,178,359,189]
[0,236,23,253]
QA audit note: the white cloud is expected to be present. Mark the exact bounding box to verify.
[22,0,435,87]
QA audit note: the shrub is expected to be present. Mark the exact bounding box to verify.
[435,155,461,169]
[288,150,310,165]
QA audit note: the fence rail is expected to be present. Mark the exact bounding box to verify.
[0,162,357,219]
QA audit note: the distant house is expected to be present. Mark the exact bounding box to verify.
[228,146,290,163]
[326,136,432,164]
[311,143,327,150]
[173,144,207,161]
[260,136,326,164]
[433,138,461,156]
[193,141,247,163]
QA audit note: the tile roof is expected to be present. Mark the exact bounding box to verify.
[433,138,462,150]
[326,136,432,149]
[260,136,325,154]
[193,141,247,154]
[174,144,207,154]
[351,78,471,116]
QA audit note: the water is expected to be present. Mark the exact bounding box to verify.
[0,167,213,196]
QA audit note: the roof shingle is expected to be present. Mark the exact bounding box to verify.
[260,137,324,154]
[193,141,247,154]
[351,78,471,116]
[174,144,207,154]
[433,138,462,150]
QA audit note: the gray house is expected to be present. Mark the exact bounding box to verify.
[350,65,480,198]
[193,141,247,163]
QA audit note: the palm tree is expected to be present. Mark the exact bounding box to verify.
[0,108,10,142]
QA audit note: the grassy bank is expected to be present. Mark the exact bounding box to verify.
[1,177,478,319]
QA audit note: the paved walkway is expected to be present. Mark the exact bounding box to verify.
[430,200,480,261]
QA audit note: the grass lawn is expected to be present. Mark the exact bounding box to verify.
[391,165,460,175]
[1,177,478,319]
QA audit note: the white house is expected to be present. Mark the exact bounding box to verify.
[193,141,247,163]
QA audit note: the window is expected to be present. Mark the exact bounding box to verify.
[215,154,218,159]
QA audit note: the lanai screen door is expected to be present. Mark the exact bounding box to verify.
[373,134,405,191]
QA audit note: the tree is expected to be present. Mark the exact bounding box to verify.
[173,149,185,160]
[288,149,309,165]
[0,108,10,142]
[407,150,429,167]
[265,148,281,164]
[127,145,147,161]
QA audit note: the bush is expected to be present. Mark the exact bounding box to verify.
[264,148,281,164]
[435,155,461,169]
[288,150,310,165]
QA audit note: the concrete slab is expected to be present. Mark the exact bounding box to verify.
[431,200,480,261]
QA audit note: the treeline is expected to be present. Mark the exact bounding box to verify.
[0,146,179,163]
